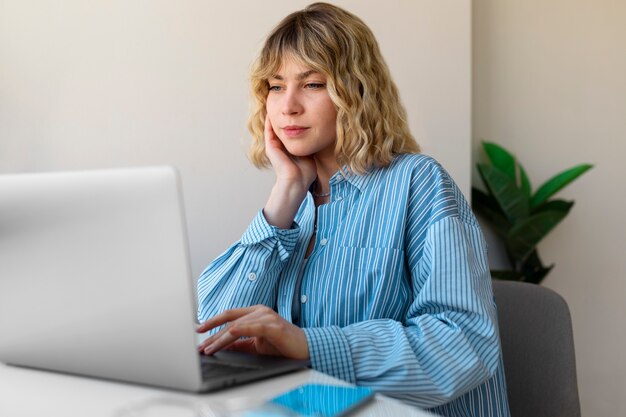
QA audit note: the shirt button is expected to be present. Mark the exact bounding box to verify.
[335,196,343,201]
[320,238,328,246]
[247,272,257,281]
[301,295,308,304]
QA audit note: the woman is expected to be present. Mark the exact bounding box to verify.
[197,3,510,416]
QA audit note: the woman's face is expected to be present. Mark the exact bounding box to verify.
[265,59,338,160]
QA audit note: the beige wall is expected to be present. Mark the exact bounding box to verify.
[473,0,626,415]
[4,1,622,412]
[0,0,470,278]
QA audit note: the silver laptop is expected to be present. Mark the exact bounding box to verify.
[0,166,308,392]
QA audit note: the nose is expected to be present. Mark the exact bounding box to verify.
[281,89,303,116]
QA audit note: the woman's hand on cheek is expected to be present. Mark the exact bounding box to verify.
[264,115,316,193]
[196,305,310,360]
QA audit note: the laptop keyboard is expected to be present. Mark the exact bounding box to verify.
[200,358,263,379]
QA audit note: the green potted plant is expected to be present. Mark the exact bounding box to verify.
[472,141,593,283]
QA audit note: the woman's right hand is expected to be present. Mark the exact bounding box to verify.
[264,115,317,192]
[262,116,316,229]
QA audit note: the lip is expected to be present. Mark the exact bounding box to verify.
[282,125,309,138]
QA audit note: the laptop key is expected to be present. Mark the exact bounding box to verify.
[200,360,262,379]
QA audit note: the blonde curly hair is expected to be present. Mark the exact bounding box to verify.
[247,2,420,175]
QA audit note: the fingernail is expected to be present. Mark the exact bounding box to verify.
[204,344,214,355]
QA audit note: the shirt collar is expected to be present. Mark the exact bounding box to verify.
[329,165,377,193]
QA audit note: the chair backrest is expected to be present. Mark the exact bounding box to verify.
[493,280,581,417]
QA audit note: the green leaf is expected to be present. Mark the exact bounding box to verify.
[482,141,532,197]
[524,265,554,284]
[482,142,516,179]
[531,199,574,215]
[518,167,532,199]
[477,163,529,223]
[472,187,502,214]
[520,250,554,284]
[505,210,569,261]
[490,269,525,281]
[531,164,593,208]
[471,187,510,237]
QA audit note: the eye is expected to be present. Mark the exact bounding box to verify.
[268,85,283,92]
[305,82,325,90]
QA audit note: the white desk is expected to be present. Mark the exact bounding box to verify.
[0,362,434,417]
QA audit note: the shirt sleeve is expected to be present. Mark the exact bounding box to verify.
[303,211,500,408]
[197,210,300,323]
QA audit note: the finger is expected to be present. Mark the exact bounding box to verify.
[200,310,272,354]
[197,328,223,352]
[229,318,309,360]
[264,115,279,147]
[264,114,273,137]
[228,338,282,357]
[197,318,240,352]
[199,341,238,355]
[197,332,220,352]
[198,331,225,354]
[226,320,270,338]
[225,339,259,355]
[198,306,272,353]
[263,117,293,166]
[196,306,259,333]
[203,326,241,356]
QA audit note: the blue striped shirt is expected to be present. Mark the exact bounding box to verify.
[198,154,510,416]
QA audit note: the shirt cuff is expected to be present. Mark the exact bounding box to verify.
[303,326,356,384]
[240,210,300,262]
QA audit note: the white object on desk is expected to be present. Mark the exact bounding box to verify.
[0,363,436,417]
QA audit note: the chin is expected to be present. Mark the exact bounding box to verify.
[280,143,315,158]
[287,150,314,158]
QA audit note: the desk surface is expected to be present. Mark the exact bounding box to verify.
[0,362,434,417]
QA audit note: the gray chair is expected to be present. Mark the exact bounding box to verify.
[492,280,581,417]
